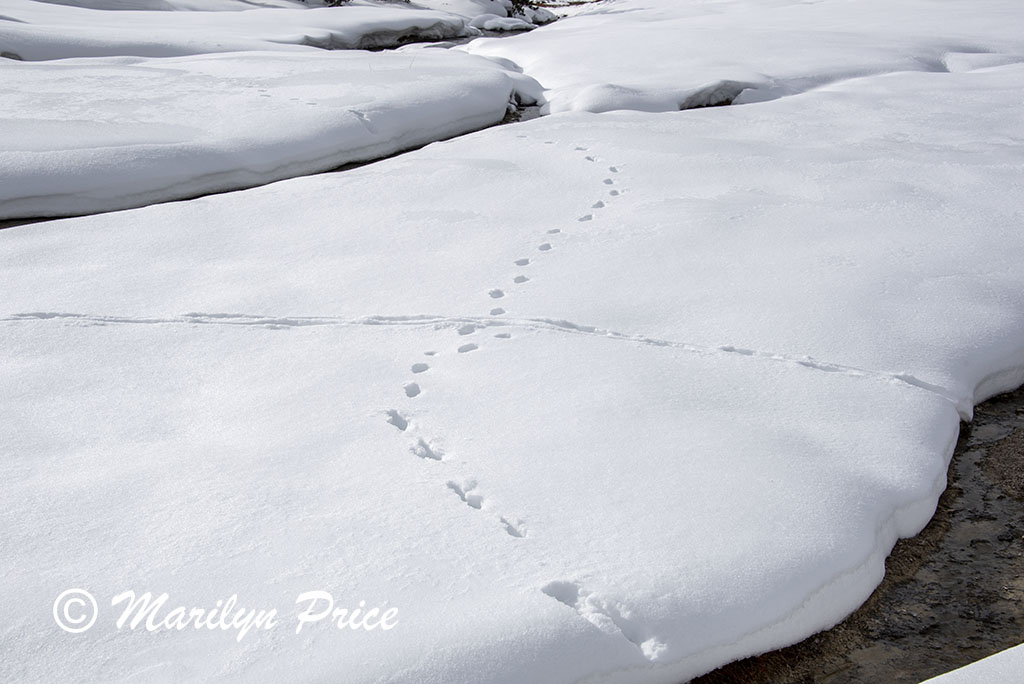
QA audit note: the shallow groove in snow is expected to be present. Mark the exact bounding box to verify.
[3,310,968,412]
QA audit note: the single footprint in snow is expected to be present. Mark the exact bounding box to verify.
[457,324,477,336]
[489,289,505,299]
[514,275,530,284]
[424,351,438,356]
[386,409,409,431]
[500,516,526,538]
[404,382,421,398]
[585,155,596,162]
[447,480,483,509]
[603,178,615,185]
[514,258,531,266]
[411,438,442,461]
[490,307,506,315]
[609,190,620,196]
[592,201,605,209]
[538,243,552,252]
[575,146,588,151]
[609,166,619,173]
[578,214,593,222]
[411,363,430,374]
[458,343,478,354]
[547,228,561,234]
[495,332,512,339]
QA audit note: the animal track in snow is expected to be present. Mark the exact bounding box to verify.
[447,480,483,509]
[609,190,620,196]
[490,307,506,316]
[411,362,430,374]
[585,155,596,162]
[575,146,588,151]
[592,201,605,209]
[514,258,530,266]
[457,324,478,336]
[609,166,619,173]
[411,437,442,461]
[494,332,511,339]
[578,214,593,222]
[423,351,438,357]
[540,581,666,662]
[500,516,526,538]
[457,343,478,354]
[514,275,530,284]
[538,243,552,252]
[404,382,421,398]
[489,289,505,299]
[386,409,409,431]
[547,228,561,234]
[603,178,615,185]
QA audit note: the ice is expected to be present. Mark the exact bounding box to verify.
[0,49,522,218]
[3,48,1024,683]
[465,0,1024,113]
[0,0,474,60]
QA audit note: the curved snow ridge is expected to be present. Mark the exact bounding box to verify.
[526,429,958,684]
[666,450,955,683]
[0,49,528,219]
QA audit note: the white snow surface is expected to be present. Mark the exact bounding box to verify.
[465,0,1024,113]
[921,643,1024,684]
[0,0,474,59]
[3,52,1024,684]
[0,49,521,218]
[28,0,307,10]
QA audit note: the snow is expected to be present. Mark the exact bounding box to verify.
[414,0,553,24]
[3,38,1024,683]
[465,0,1024,113]
[0,0,474,60]
[0,49,522,218]
[29,0,307,10]
[921,643,1024,684]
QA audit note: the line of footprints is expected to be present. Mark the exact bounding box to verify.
[384,141,626,542]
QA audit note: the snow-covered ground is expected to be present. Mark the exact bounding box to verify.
[466,0,1024,112]
[2,1,1024,683]
[0,0,474,59]
[0,49,524,218]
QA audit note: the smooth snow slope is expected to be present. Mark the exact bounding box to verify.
[2,60,1024,684]
[0,0,473,59]
[465,0,1024,113]
[0,50,522,219]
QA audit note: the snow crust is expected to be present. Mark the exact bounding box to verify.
[3,53,1024,683]
[0,49,521,218]
[465,0,1024,113]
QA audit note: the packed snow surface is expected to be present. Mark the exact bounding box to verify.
[0,49,521,218]
[3,30,1024,679]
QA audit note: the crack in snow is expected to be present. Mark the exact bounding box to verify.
[4,311,963,410]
